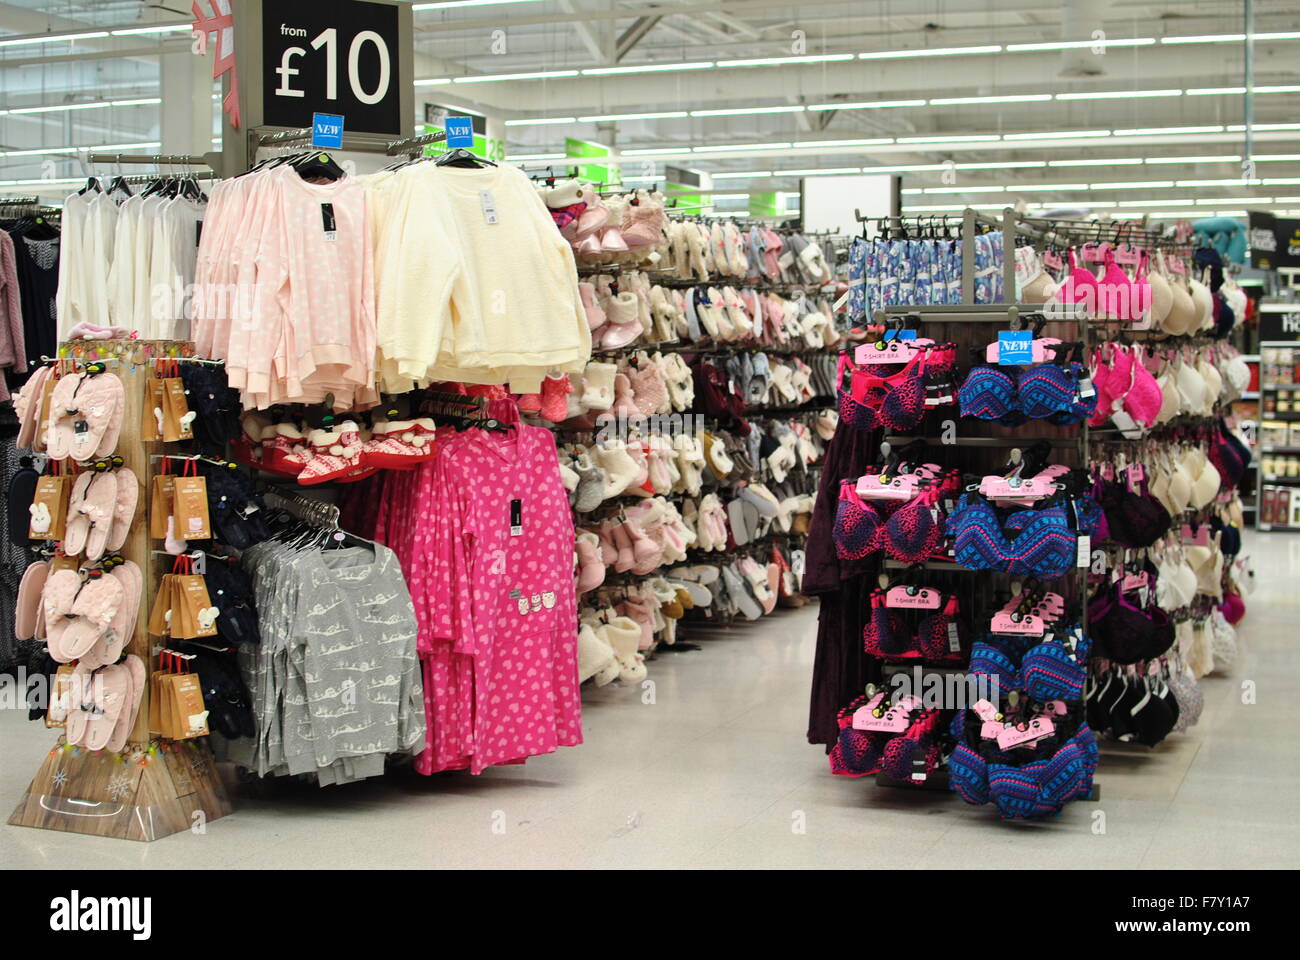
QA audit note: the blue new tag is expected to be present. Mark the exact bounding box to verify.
[997,330,1033,365]
[444,116,474,148]
[311,112,344,149]
[883,330,918,342]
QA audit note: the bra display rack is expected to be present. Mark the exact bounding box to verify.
[821,205,1254,817]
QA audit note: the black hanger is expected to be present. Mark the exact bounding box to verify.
[292,151,346,181]
[435,147,496,169]
[77,176,102,196]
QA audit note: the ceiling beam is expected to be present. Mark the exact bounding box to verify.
[615,15,662,62]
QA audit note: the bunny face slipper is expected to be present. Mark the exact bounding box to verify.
[106,468,140,554]
[46,369,125,462]
[64,470,119,561]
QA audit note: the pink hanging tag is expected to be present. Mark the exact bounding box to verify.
[979,474,1059,500]
[857,694,922,733]
[1168,257,1187,275]
[856,471,923,499]
[1113,245,1141,266]
[996,714,1056,749]
[1121,571,1150,592]
[854,338,933,365]
[983,336,1063,364]
[990,610,1047,636]
[1043,250,1063,271]
[850,692,888,730]
[1041,700,1068,716]
[1079,242,1107,263]
[1181,524,1211,546]
[884,585,943,609]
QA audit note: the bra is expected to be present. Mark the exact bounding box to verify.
[948,492,1083,579]
[949,716,1098,818]
[1154,548,1197,611]
[1094,474,1171,548]
[863,589,968,661]
[1087,583,1175,663]
[833,481,946,564]
[1160,255,1198,335]
[1061,246,1150,323]
[1089,344,1163,430]
[959,360,1096,426]
[838,350,929,432]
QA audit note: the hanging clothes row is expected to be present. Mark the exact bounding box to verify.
[192,147,591,409]
[57,173,208,342]
[343,402,584,775]
[1,201,61,391]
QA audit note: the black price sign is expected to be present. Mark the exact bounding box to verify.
[261,0,400,136]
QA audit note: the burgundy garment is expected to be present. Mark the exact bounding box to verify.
[804,417,885,747]
[687,354,751,435]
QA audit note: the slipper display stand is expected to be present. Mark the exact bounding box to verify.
[9,340,231,842]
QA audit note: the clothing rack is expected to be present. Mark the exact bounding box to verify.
[263,488,342,528]
[385,130,448,157]
[86,153,213,167]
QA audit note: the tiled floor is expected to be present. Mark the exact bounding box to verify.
[3,532,1296,869]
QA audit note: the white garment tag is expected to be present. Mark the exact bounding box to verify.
[791,549,806,575]
[778,251,795,270]
[510,498,523,536]
[480,189,499,225]
[1078,376,1095,399]
[1076,534,1091,568]
[947,620,961,652]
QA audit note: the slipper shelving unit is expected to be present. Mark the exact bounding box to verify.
[9,339,231,843]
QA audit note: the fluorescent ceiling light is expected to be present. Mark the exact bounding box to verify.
[1176,178,1262,186]
[796,138,893,148]
[110,24,192,36]
[1007,38,1154,51]
[897,134,1000,144]
[694,142,792,153]
[923,186,1012,194]
[1187,87,1246,96]
[711,171,770,179]
[1213,210,1249,216]
[0,177,85,187]
[1050,157,1144,167]
[414,0,550,9]
[1256,32,1300,40]
[780,167,864,176]
[860,45,1001,59]
[1116,198,1198,206]
[1114,125,1223,136]
[1056,89,1182,100]
[690,105,805,117]
[1004,130,1111,140]
[1258,86,1300,94]
[1161,34,1244,44]
[1231,123,1300,131]
[620,148,682,156]
[581,62,713,75]
[0,30,109,47]
[1264,178,1300,185]
[578,110,689,122]
[717,54,853,67]
[503,116,575,126]
[709,193,749,201]
[0,140,158,158]
[958,161,1047,169]
[413,78,451,86]
[1090,180,1176,189]
[1012,183,1090,191]
[505,152,564,161]
[930,94,1052,105]
[620,176,660,183]
[1,97,160,115]
[1145,155,1240,164]
[866,164,949,173]
[1255,154,1300,161]
[808,99,925,112]
[454,69,578,83]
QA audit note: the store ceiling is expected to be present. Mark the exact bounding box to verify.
[0,0,1297,217]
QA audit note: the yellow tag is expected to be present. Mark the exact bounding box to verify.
[319,153,329,162]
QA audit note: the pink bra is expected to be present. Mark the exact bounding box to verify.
[1060,245,1151,323]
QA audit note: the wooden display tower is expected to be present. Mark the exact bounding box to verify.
[8,340,232,842]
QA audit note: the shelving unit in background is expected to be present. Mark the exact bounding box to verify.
[1253,304,1300,531]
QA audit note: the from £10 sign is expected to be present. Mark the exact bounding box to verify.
[312,112,344,149]
[444,116,474,149]
[263,0,400,136]
[997,330,1033,365]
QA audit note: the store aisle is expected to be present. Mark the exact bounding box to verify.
[1,532,1297,869]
